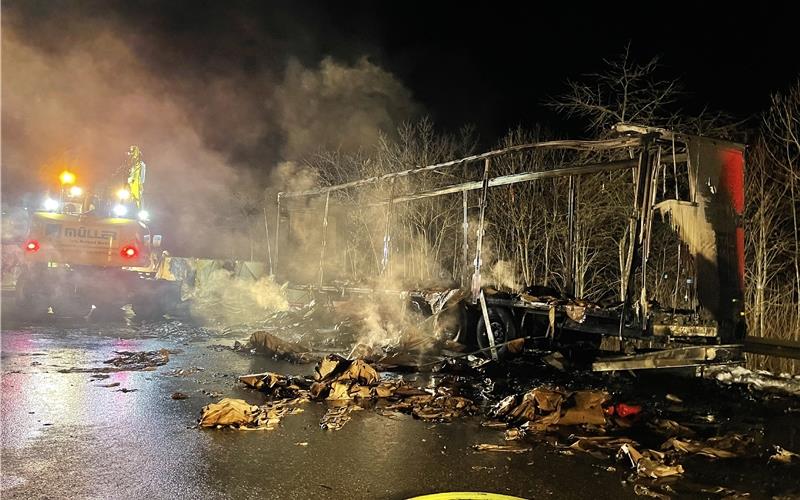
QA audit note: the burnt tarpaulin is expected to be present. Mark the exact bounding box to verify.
[655,137,745,341]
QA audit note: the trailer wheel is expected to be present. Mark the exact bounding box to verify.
[433,304,468,342]
[132,297,164,321]
[14,270,49,321]
[476,307,517,359]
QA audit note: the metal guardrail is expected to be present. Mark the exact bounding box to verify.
[743,336,800,360]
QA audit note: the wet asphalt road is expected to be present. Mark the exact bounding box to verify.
[1,320,636,500]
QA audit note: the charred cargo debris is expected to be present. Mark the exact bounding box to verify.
[199,354,478,430]
[199,352,800,498]
[271,123,746,372]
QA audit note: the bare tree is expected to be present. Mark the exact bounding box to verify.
[549,45,681,135]
[745,140,790,338]
[749,80,800,373]
[763,80,800,316]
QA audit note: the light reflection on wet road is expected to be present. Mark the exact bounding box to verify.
[0,321,635,499]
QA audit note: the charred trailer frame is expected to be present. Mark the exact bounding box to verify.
[274,124,746,370]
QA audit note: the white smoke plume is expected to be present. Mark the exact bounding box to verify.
[1,4,417,259]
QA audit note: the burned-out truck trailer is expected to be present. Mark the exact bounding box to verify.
[274,124,746,371]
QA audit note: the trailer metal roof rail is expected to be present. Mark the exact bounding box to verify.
[278,136,644,200]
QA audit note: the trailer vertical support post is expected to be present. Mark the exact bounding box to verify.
[567,175,576,297]
[472,158,491,302]
[671,137,682,313]
[620,136,655,340]
[264,206,273,276]
[381,180,395,276]
[274,194,282,276]
[462,190,469,288]
[479,290,498,361]
[318,192,330,289]
[640,147,661,320]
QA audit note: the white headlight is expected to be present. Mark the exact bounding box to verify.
[113,204,128,216]
[138,210,150,221]
[43,198,59,211]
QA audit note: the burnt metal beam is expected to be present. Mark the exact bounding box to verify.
[592,344,743,371]
[279,154,688,211]
[317,192,330,288]
[471,158,491,301]
[274,195,282,274]
[373,157,648,207]
[279,137,643,199]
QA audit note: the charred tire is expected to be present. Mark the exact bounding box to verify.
[476,307,517,359]
[14,270,50,321]
[132,298,164,321]
[51,298,95,319]
[433,304,468,343]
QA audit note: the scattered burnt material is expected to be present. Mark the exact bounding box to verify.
[204,354,478,432]
[197,338,800,497]
[103,349,174,369]
[245,331,316,363]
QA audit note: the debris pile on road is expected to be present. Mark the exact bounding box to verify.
[226,292,474,370]
[473,379,778,495]
[704,364,800,396]
[661,432,752,458]
[567,435,639,458]
[230,301,353,350]
[606,430,757,484]
[238,371,312,399]
[103,349,173,370]
[770,446,800,464]
[198,395,308,430]
[244,331,316,363]
[165,366,205,377]
[618,443,685,479]
[199,398,261,428]
[58,348,176,373]
[385,387,476,421]
[491,387,609,431]
[200,354,477,431]
[472,443,532,454]
[320,405,361,430]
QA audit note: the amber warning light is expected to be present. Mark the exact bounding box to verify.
[59,170,76,185]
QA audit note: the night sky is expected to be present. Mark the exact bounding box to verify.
[128,1,800,136]
[331,2,800,137]
[7,1,799,141]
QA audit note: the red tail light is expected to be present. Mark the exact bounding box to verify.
[120,245,138,259]
[24,240,40,253]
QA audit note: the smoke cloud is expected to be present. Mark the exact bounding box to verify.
[275,57,417,159]
[1,2,417,258]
